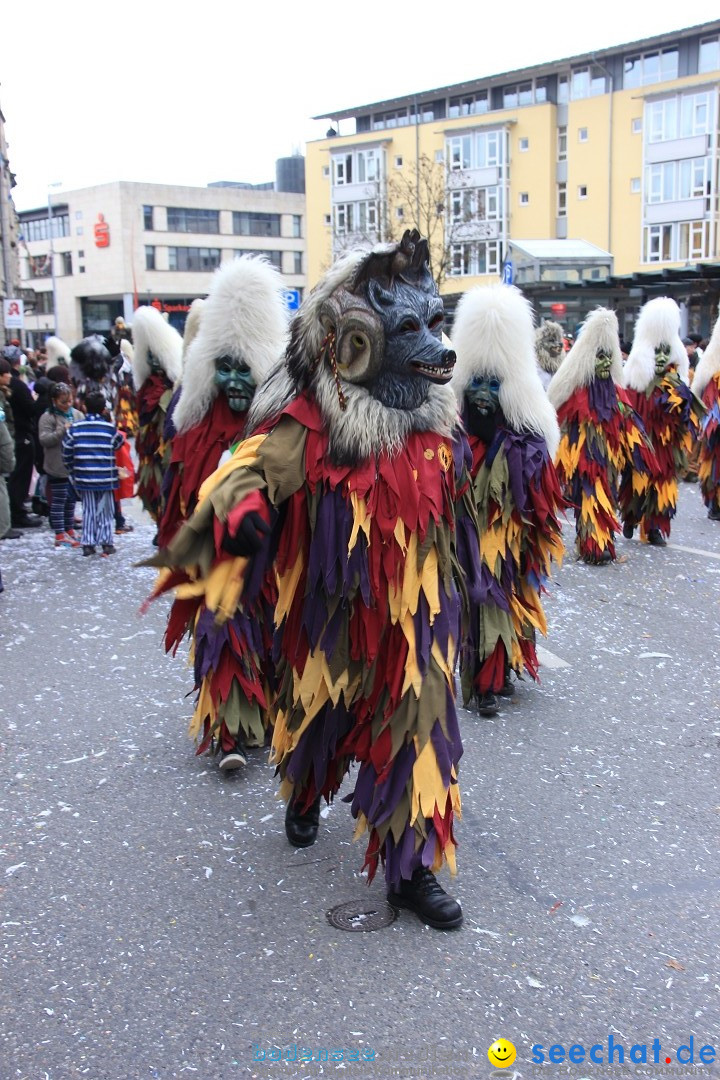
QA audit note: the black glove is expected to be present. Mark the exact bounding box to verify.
[221,511,270,557]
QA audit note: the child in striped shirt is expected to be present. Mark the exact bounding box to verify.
[62,391,123,556]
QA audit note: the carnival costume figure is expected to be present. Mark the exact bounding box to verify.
[548,308,660,565]
[148,232,481,929]
[691,316,720,521]
[158,259,288,773]
[451,284,564,718]
[622,298,704,546]
[535,320,565,391]
[69,335,117,412]
[132,306,183,526]
[115,339,139,437]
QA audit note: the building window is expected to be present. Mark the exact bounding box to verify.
[578,185,588,199]
[449,92,489,117]
[145,245,156,270]
[557,127,567,161]
[76,226,83,236]
[75,210,83,220]
[643,224,673,262]
[396,207,404,219]
[323,214,331,226]
[447,129,503,171]
[291,215,302,238]
[557,75,569,104]
[624,48,678,88]
[21,214,70,242]
[332,147,381,185]
[371,104,433,129]
[167,207,220,234]
[394,156,403,168]
[570,66,607,99]
[646,157,710,202]
[578,127,588,143]
[79,266,86,273]
[143,205,154,230]
[293,251,303,274]
[519,192,529,205]
[232,211,281,237]
[448,240,501,277]
[678,221,710,261]
[235,249,282,269]
[503,81,533,108]
[557,182,567,217]
[61,252,72,275]
[449,186,500,222]
[435,149,444,163]
[631,177,641,193]
[322,166,330,178]
[699,36,720,73]
[519,137,529,152]
[631,117,642,134]
[167,246,221,271]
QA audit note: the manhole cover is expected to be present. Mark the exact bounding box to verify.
[326,900,398,932]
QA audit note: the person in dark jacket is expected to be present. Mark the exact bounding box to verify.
[62,391,123,556]
[39,383,84,548]
[4,346,43,528]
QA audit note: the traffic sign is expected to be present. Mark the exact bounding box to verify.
[283,289,301,311]
[501,260,514,285]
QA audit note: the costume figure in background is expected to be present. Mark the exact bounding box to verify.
[150,232,481,929]
[159,258,288,773]
[161,298,205,461]
[622,297,704,547]
[451,285,564,717]
[691,316,720,521]
[548,307,660,565]
[45,336,71,369]
[535,320,565,391]
[160,259,287,547]
[132,306,183,529]
[115,339,139,437]
[69,336,117,412]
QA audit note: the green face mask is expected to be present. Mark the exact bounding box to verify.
[214,355,256,412]
[594,349,612,379]
[655,344,671,375]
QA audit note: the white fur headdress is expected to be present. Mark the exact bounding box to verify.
[450,283,560,458]
[690,316,720,400]
[547,307,623,409]
[173,257,288,435]
[45,335,71,366]
[131,305,183,390]
[182,298,205,361]
[623,297,688,391]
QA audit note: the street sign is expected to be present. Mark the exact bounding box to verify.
[501,260,514,286]
[3,299,24,329]
[283,289,301,311]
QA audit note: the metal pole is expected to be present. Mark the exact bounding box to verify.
[47,188,58,337]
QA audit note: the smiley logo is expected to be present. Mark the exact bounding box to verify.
[488,1039,517,1068]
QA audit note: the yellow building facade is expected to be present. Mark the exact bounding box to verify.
[306,20,720,333]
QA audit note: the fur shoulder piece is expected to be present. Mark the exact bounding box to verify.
[548,307,623,408]
[182,298,205,361]
[45,335,71,366]
[131,306,183,390]
[173,257,288,435]
[450,284,560,458]
[691,315,720,399]
[624,297,688,391]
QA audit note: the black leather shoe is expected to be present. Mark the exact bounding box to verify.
[622,521,634,539]
[497,672,515,698]
[478,691,499,717]
[13,514,42,529]
[387,867,463,929]
[285,795,322,848]
[2,528,23,540]
[647,528,667,547]
[708,506,720,521]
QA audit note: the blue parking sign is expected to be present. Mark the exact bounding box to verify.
[501,260,513,285]
[283,289,301,311]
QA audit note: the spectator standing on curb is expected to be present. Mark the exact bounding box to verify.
[62,391,122,557]
[4,346,43,530]
[0,383,16,589]
[39,383,84,549]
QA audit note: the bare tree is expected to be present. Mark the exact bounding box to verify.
[387,154,469,289]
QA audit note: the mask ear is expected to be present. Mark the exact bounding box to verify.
[318,290,385,386]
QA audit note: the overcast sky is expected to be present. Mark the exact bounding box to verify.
[3,0,719,211]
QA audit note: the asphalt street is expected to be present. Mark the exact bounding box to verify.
[1,484,718,1080]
